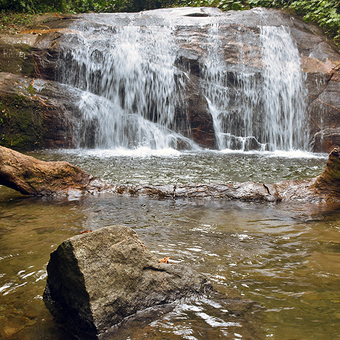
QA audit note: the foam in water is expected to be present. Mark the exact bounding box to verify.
[58,146,183,158]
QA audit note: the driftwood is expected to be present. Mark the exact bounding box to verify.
[0,146,106,196]
[1,145,340,203]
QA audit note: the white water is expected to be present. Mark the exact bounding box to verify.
[261,26,307,151]
[58,22,192,150]
[57,12,308,153]
[202,24,307,152]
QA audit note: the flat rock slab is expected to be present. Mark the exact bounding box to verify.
[43,225,212,338]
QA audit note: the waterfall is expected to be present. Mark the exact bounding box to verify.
[57,19,192,150]
[261,26,307,151]
[56,11,307,152]
[202,24,307,151]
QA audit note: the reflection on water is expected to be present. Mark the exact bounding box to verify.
[1,151,340,339]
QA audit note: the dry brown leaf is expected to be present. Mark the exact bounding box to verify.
[80,230,92,234]
[158,257,170,264]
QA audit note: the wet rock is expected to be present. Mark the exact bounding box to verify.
[0,73,79,150]
[0,145,105,196]
[2,146,340,203]
[313,147,340,198]
[22,8,340,151]
[0,34,37,76]
[311,127,340,153]
[43,225,213,338]
[308,79,340,152]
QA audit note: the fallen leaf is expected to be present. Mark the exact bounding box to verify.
[80,230,92,234]
[159,257,170,264]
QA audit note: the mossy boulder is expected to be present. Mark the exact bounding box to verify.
[0,92,45,149]
[0,72,77,151]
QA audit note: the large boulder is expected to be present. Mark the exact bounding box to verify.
[43,225,213,338]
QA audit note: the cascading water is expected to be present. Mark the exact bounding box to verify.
[201,24,307,152]
[57,18,192,150]
[200,22,264,151]
[56,11,308,152]
[261,26,307,151]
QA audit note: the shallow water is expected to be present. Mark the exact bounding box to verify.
[1,150,340,340]
[34,149,327,185]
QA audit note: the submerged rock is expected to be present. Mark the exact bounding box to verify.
[43,225,212,338]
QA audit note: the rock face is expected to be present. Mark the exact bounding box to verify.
[1,7,340,151]
[43,225,212,338]
[0,73,80,150]
[29,7,340,152]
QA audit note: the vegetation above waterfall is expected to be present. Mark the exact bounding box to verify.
[0,1,340,45]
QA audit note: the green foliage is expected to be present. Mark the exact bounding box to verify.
[290,1,340,43]
[0,0,58,13]
[0,0,340,46]
[0,0,177,13]
[248,0,287,7]
[0,12,35,34]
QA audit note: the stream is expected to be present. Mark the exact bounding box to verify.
[1,150,340,339]
[1,7,340,339]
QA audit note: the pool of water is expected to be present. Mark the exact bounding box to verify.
[1,150,340,339]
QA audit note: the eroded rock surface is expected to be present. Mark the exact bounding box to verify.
[1,8,340,151]
[43,225,213,337]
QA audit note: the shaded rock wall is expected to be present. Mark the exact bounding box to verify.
[0,73,78,149]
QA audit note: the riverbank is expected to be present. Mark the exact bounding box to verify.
[0,12,61,35]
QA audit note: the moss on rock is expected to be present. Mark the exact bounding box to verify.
[0,93,45,150]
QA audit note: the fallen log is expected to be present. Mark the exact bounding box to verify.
[0,145,106,196]
[1,145,340,203]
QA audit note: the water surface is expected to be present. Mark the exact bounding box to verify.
[1,150,340,340]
